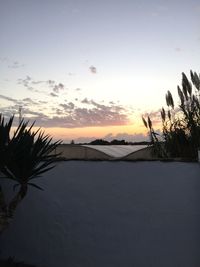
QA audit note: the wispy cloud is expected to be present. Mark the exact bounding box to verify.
[55,99,129,128]
[18,76,46,87]
[0,92,130,128]
[60,102,75,111]
[0,94,18,103]
[81,98,125,113]
[47,80,56,85]
[175,47,181,52]
[31,108,129,128]
[81,97,90,104]
[50,92,58,97]
[89,65,97,74]
[0,57,8,63]
[104,132,148,142]
[32,80,45,85]
[63,132,148,144]
[68,72,76,76]
[22,98,40,105]
[18,76,34,91]
[53,83,65,93]
[142,109,161,125]
[0,94,46,117]
[17,76,67,95]
[0,57,25,68]
[8,61,25,69]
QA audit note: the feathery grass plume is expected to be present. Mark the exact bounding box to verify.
[166,90,174,109]
[142,70,200,159]
[142,116,148,128]
[142,115,166,158]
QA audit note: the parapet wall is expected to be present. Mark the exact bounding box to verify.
[52,145,153,160]
[122,146,154,160]
[53,144,113,160]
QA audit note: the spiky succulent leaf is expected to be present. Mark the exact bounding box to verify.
[0,115,62,187]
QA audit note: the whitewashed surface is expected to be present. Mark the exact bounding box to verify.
[83,145,147,157]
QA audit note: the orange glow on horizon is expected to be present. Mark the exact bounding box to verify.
[38,122,148,142]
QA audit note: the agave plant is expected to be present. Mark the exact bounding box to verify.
[0,115,62,233]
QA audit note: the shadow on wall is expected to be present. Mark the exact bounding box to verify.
[52,144,154,160]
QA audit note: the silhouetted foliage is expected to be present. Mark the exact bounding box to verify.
[110,139,127,145]
[89,139,110,145]
[87,139,146,145]
[142,71,200,159]
[0,115,62,233]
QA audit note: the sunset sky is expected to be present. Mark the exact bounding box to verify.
[0,0,199,142]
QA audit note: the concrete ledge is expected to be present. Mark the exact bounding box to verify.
[121,146,153,160]
[52,145,197,162]
[53,144,113,160]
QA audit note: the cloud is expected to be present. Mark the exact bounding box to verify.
[53,83,65,93]
[89,65,97,74]
[0,95,38,110]
[32,80,45,85]
[142,106,181,127]
[15,98,129,128]
[22,98,39,105]
[0,93,130,128]
[81,98,125,113]
[18,76,66,95]
[142,109,161,126]
[18,76,50,90]
[70,101,128,127]
[0,94,47,118]
[68,136,97,144]
[0,57,8,63]
[175,47,181,52]
[47,80,56,85]
[8,61,25,69]
[0,104,45,120]
[0,94,18,103]
[55,108,64,115]
[60,102,75,111]
[30,109,129,128]
[0,57,25,68]
[68,72,76,76]
[81,98,108,109]
[50,92,58,97]
[18,76,45,87]
[46,80,66,94]
[63,132,148,144]
[22,109,45,117]
[103,132,148,142]
[18,76,33,90]
[81,98,90,104]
